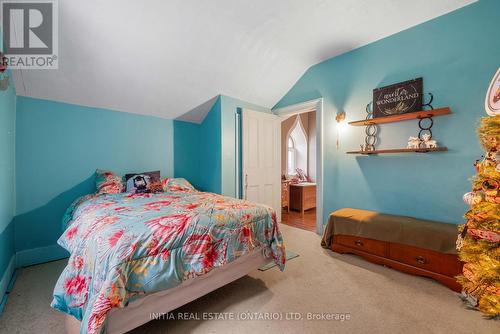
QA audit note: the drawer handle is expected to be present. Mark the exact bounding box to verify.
[354,240,364,247]
[415,256,427,264]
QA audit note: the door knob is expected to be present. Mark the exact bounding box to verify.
[244,174,248,200]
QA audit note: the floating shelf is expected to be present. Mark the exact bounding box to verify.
[348,107,451,126]
[346,147,448,155]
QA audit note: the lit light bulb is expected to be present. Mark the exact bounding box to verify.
[335,111,347,150]
[337,120,347,133]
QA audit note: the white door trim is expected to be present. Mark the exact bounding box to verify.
[273,98,324,235]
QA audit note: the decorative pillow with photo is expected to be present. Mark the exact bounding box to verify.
[125,171,161,194]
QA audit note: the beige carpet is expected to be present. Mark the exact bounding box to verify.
[0,224,497,334]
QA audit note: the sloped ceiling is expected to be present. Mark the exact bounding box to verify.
[12,0,475,121]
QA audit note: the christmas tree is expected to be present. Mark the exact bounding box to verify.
[457,115,500,317]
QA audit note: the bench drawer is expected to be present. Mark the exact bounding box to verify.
[388,243,462,277]
[334,235,387,257]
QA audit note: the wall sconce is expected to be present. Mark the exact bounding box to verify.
[336,111,346,150]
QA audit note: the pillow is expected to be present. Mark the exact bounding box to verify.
[125,171,161,193]
[95,169,124,194]
[161,178,196,193]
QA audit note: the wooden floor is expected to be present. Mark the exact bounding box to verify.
[281,208,316,232]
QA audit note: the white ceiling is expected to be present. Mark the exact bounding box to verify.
[12,0,475,121]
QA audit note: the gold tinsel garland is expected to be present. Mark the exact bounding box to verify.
[457,115,500,317]
[458,233,500,259]
[478,115,500,151]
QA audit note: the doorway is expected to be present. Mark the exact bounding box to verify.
[274,99,324,234]
[280,111,316,231]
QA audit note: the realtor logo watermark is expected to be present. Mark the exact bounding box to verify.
[1,0,58,69]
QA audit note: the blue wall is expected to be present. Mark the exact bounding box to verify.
[173,95,270,197]
[173,100,221,194]
[275,0,499,225]
[198,96,222,194]
[0,76,16,300]
[15,97,174,252]
[173,120,201,189]
[174,94,293,211]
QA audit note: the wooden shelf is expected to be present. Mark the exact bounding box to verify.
[348,107,451,126]
[346,147,448,155]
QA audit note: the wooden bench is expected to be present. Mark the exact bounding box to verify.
[322,208,462,291]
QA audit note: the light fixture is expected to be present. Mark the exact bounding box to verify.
[336,111,346,150]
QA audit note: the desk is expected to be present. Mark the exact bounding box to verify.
[290,182,316,216]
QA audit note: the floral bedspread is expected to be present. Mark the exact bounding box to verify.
[51,191,286,334]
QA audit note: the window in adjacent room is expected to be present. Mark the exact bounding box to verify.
[287,137,296,175]
[287,116,308,176]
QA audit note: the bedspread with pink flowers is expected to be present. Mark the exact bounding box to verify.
[51,191,286,334]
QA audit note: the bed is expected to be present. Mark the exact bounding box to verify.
[51,188,286,334]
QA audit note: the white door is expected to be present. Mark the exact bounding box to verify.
[242,109,281,222]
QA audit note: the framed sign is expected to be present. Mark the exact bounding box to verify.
[485,68,500,116]
[373,78,423,118]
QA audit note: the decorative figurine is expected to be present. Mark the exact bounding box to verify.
[407,136,421,149]
[360,143,375,152]
[421,133,437,148]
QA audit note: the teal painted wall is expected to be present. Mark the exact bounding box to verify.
[173,120,201,189]
[275,0,499,226]
[15,97,174,252]
[198,96,222,194]
[0,79,16,282]
[220,95,271,197]
[173,95,270,197]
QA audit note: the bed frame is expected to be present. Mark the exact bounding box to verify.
[65,248,271,334]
